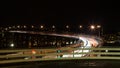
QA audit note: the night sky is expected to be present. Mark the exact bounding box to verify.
[0,0,119,33]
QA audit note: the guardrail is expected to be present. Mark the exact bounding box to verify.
[0,48,120,64]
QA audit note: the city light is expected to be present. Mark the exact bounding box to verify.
[24,25,26,28]
[40,25,44,29]
[90,25,95,30]
[97,25,101,28]
[9,27,11,29]
[70,41,73,44]
[10,43,14,47]
[52,25,55,28]
[31,25,34,28]
[5,28,8,30]
[66,25,69,28]
[89,25,102,37]
[17,25,20,28]
[66,42,69,44]
[79,25,82,28]
[105,50,108,52]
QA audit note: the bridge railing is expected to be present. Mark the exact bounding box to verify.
[0,48,120,64]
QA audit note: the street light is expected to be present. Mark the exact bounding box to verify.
[40,25,44,29]
[10,43,14,48]
[23,25,26,28]
[96,25,101,37]
[66,25,69,28]
[65,25,70,32]
[52,25,55,28]
[79,25,82,28]
[90,25,96,36]
[97,25,101,28]
[90,25,102,37]
[5,28,8,31]
[17,25,20,28]
[31,25,34,28]
[9,27,11,29]
[90,25,95,30]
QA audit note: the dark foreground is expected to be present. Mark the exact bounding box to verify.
[1,59,120,68]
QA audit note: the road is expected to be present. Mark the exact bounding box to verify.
[9,31,103,58]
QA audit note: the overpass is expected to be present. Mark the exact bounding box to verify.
[1,31,120,67]
[7,30,103,57]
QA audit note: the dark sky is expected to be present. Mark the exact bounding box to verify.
[0,0,119,33]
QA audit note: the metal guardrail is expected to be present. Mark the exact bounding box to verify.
[0,48,120,64]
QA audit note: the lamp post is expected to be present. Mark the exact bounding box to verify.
[79,25,82,28]
[90,25,95,30]
[52,25,55,32]
[65,25,70,32]
[79,25,83,34]
[97,25,101,37]
[89,25,95,36]
[66,25,69,29]
[52,25,55,29]
[40,25,44,29]
[90,25,102,37]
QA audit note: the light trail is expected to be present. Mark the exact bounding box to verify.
[9,30,103,58]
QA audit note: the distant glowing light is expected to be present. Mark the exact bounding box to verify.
[24,25,26,28]
[53,42,56,45]
[66,42,69,44]
[31,25,34,28]
[70,41,73,44]
[105,50,108,52]
[17,25,20,28]
[52,25,55,28]
[10,43,14,47]
[90,25,95,29]
[97,25,101,28]
[40,25,44,29]
[74,41,77,44]
[66,25,69,28]
[9,27,11,29]
[5,28,8,30]
[79,25,82,28]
